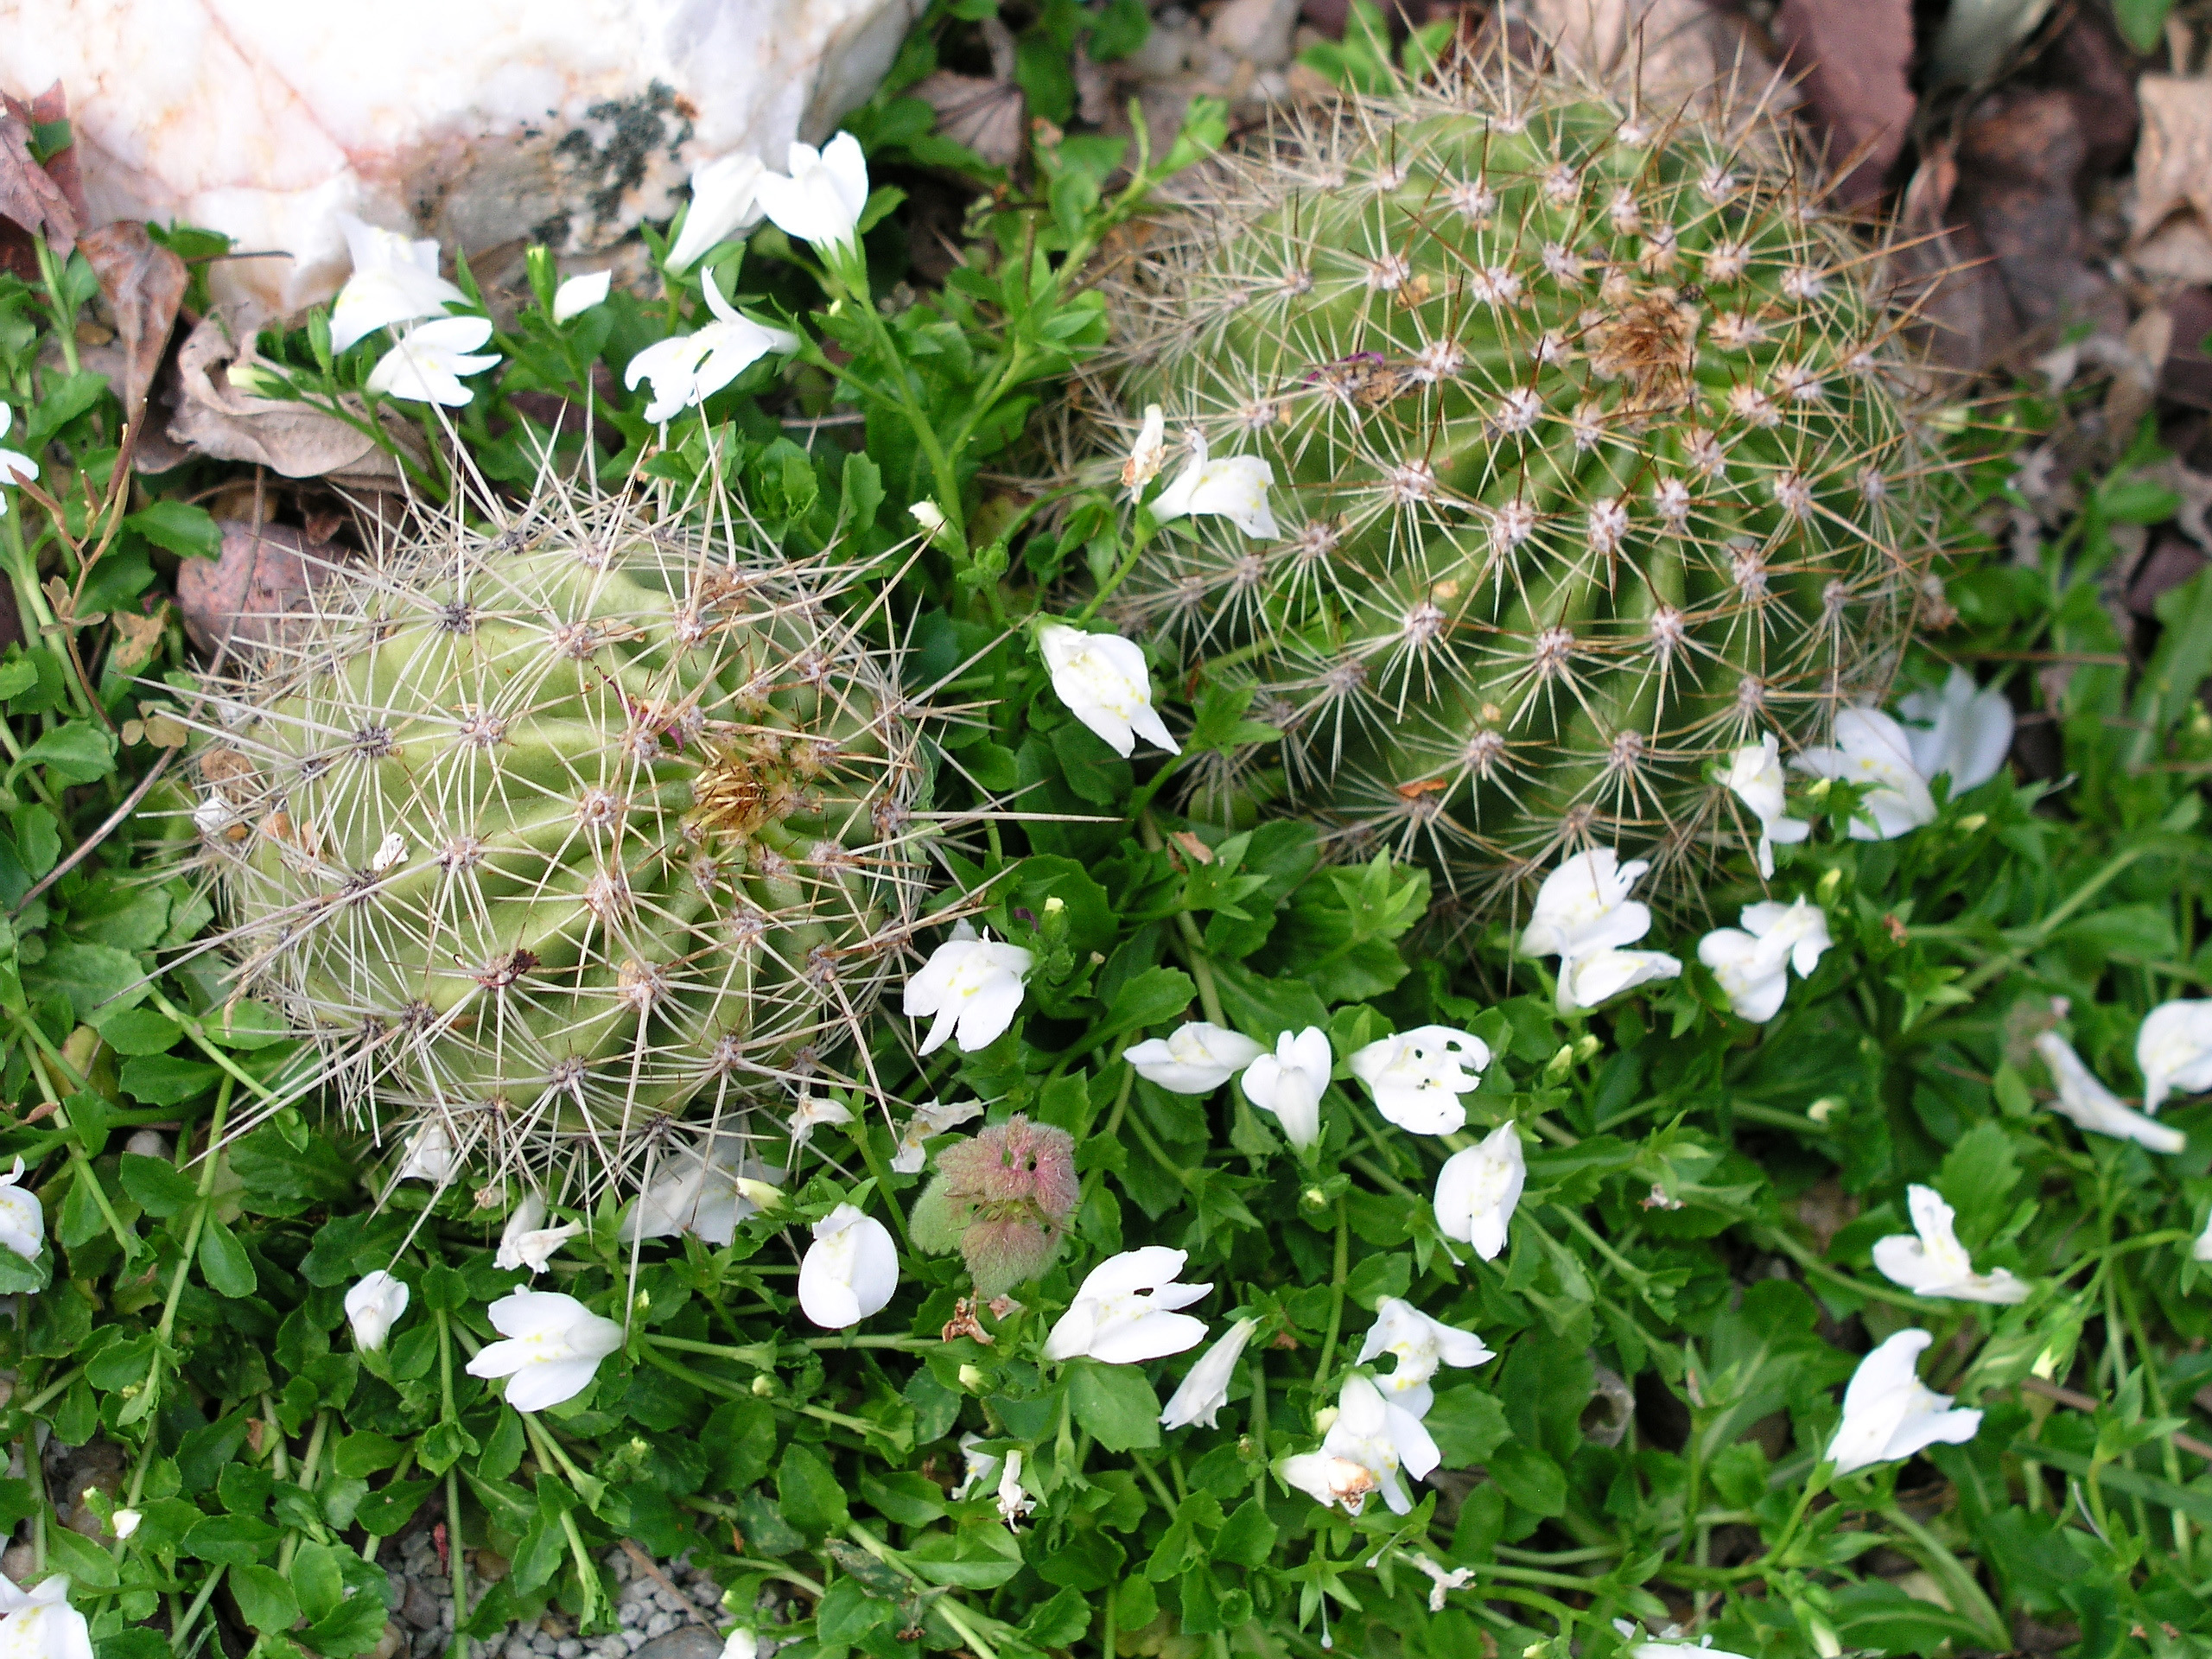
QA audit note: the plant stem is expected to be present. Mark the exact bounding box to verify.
[1312,1199,1349,1392]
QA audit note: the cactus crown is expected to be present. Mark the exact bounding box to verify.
[1100,49,1953,913]
[188,480,929,1199]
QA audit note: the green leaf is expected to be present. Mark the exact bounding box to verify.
[1068,1359,1161,1452]
[1485,1441,1566,1516]
[332,1433,406,1480]
[14,721,118,786]
[182,1511,281,1566]
[2115,0,2176,50]
[1344,1252,1411,1311]
[1936,1122,2021,1244]
[118,1153,197,1218]
[1021,1586,1093,1648]
[905,1522,1025,1588]
[124,499,223,560]
[352,1479,434,1538]
[28,942,148,1027]
[228,1125,358,1205]
[289,1541,346,1624]
[118,1054,221,1107]
[44,1525,120,1590]
[776,1442,849,1540]
[197,1215,257,1297]
[99,1007,181,1056]
[300,1594,391,1659]
[231,1563,300,1634]
[1424,1386,1511,1468]
[1211,1497,1277,1567]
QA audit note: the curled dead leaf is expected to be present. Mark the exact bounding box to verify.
[0,84,78,261]
[1882,139,2021,375]
[108,607,168,675]
[78,222,187,424]
[2130,75,2212,283]
[166,302,426,489]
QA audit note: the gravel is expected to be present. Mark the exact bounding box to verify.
[382,1526,737,1659]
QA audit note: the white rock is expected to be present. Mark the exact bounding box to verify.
[0,0,921,317]
[1208,0,1301,69]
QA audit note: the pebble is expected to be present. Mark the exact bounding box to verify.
[370,1530,730,1659]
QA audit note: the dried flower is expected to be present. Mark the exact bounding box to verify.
[910,1116,1080,1296]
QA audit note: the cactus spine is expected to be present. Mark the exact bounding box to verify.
[190,484,927,1196]
[1103,53,1950,909]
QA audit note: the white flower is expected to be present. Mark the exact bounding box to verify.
[1042,1246,1211,1364]
[1279,1372,1439,1516]
[1872,1185,2029,1304]
[2033,1032,2185,1154]
[1558,947,1682,1013]
[626,1141,780,1244]
[787,1095,855,1154]
[1160,1316,1262,1430]
[366,316,500,407]
[1723,734,1811,878]
[393,1122,455,1184]
[1349,1026,1490,1135]
[755,133,870,257]
[623,272,799,423]
[1242,1027,1332,1151]
[1355,1297,1494,1415]
[1825,1328,1983,1476]
[0,404,39,505]
[1613,1620,1753,1659]
[550,270,613,323]
[995,1448,1035,1528]
[329,213,467,352]
[666,151,767,273]
[1793,708,1936,840]
[1520,849,1654,963]
[0,1158,42,1263]
[1122,404,1167,497]
[2194,1210,2212,1264]
[1151,429,1279,538]
[1433,1122,1526,1261]
[2139,999,2212,1113]
[953,1433,1000,1498]
[465,1289,625,1413]
[904,928,1033,1055]
[718,1630,758,1659]
[1125,1022,1266,1094]
[908,500,949,543]
[0,1574,92,1659]
[1696,898,1832,1023]
[1898,667,2012,791]
[111,1510,141,1541]
[493,1192,582,1277]
[890,1099,984,1174]
[1038,622,1180,758]
[344,1271,409,1352]
[798,1203,900,1330]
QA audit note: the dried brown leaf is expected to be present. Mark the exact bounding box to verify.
[2130,75,2212,283]
[166,303,424,489]
[0,107,76,264]
[912,72,1027,168]
[79,222,187,423]
[1773,0,1915,206]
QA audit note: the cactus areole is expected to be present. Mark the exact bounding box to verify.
[191,494,925,1189]
[1104,60,1953,905]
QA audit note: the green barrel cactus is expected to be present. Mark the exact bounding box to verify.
[1101,53,1954,906]
[189,490,925,1192]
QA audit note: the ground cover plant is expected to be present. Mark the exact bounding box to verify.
[0,5,2211,1659]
